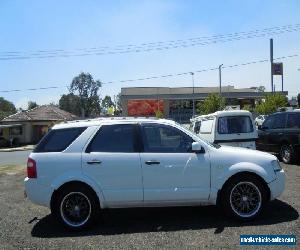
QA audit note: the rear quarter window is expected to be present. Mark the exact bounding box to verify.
[34,127,87,152]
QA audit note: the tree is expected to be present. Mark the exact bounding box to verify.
[257,86,266,92]
[101,95,114,115]
[59,93,82,116]
[115,93,122,115]
[255,93,287,115]
[0,97,16,120]
[70,72,102,118]
[196,94,225,115]
[242,104,253,112]
[27,101,38,110]
[298,93,300,107]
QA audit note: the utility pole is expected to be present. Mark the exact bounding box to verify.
[190,72,195,117]
[219,64,223,96]
[270,38,274,92]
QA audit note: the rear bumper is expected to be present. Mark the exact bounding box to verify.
[24,177,52,208]
[268,169,285,200]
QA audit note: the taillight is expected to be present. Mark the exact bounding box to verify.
[27,158,37,178]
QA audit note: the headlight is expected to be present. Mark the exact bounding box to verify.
[271,160,282,172]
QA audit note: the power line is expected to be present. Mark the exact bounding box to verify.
[0,54,298,93]
[0,24,299,60]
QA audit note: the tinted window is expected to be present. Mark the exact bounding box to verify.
[287,113,300,128]
[87,124,137,152]
[34,127,86,152]
[142,124,194,153]
[218,116,254,134]
[272,113,287,129]
[262,116,274,129]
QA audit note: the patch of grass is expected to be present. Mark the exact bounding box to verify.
[0,164,26,175]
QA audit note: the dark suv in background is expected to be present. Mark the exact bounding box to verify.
[256,110,300,164]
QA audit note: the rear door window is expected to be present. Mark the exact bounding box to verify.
[218,116,254,134]
[86,124,138,153]
[34,127,86,152]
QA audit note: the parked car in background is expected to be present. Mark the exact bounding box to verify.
[256,110,300,164]
[190,110,257,149]
[24,117,285,230]
[255,115,267,127]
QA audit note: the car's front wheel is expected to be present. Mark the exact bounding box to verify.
[53,184,100,230]
[221,175,267,220]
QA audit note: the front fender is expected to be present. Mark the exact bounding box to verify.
[50,170,106,208]
[213,161,276,191]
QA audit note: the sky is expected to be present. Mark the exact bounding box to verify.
[0,0,299,109]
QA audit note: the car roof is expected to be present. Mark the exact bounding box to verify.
[271,110,300,116]
[52,117,177,129]
[192,110,251,121]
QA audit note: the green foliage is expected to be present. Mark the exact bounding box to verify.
[255,93,287,115]
[298,93,300,106]
[0,97,16,120]
[115,93,122,113]
[101,95,115,115]
[196,94,225,115]
[155,109,164,118]
[101,95,114,109]
[27,101,38,110]
[257,86,266,92]
[59,93,82,117]
[242,104,253,112]
[69,72,102,118]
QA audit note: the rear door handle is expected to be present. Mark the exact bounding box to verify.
[87,160,102,165]
[145,160,160,165]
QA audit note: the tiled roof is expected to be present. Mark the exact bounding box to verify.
[1,105,78,122]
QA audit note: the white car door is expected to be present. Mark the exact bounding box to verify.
[140,123,211,202]
[82,123,143,205]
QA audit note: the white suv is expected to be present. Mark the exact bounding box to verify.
[24,118,285,230]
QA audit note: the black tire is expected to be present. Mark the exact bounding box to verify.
[53,184,100,230]
[221,175,268,221]
[280,144,295,164]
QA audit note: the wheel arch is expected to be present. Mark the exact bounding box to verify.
[50,174,106,211]
[216,171,271,206]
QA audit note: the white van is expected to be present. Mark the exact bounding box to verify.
[190,110,257,149]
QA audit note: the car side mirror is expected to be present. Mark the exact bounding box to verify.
[192,142,205,153]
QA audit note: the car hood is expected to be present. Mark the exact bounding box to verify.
[210,145,277,164]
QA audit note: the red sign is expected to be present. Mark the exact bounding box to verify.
[128,100,164,116]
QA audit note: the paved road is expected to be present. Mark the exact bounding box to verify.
[0,162,299,249]
[0,150,31,165]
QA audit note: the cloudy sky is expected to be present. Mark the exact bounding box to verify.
[0,0,299,109]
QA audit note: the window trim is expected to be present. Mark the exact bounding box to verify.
[140,123,195,153]
[85,123,141,153]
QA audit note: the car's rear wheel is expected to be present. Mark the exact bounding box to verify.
[54,184,100,230]
[280,144,294,164]
[221,175,267,220]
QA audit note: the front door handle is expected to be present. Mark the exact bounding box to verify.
[145,160,160,165]
[87,160,102,165]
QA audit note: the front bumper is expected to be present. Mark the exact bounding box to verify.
[268,169,285,200]
[24,177,52,207]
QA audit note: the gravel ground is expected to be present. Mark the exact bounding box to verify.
[0,163,299,249]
